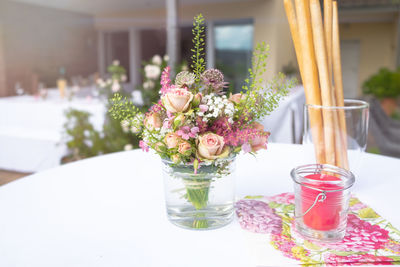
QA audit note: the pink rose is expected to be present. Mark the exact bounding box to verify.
[178,141,191,155]
[197,133,229,160]
[250,122,269,152]
[229,93,242,104]
[164,133,180,149]
[162,88,193,113]
[144,113,162,130]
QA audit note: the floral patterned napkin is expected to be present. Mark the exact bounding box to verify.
[236,193,400,266]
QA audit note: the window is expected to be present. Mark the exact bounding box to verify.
[214,20,253,93]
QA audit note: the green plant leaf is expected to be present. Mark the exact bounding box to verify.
[358,208,380,219]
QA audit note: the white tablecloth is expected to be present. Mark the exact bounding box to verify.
[0,92,104,172]
[0,143,398,267]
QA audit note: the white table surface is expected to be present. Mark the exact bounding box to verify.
[0,143,398,267]
[0,92,104,172]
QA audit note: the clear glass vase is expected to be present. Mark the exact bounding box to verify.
[303,99,369,176]
[162,157,236,230]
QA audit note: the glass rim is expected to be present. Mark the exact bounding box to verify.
[305,99,369,110]
[290,164,355,191]
[161,154,236,166]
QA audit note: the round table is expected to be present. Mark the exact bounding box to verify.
[0,144,399,266]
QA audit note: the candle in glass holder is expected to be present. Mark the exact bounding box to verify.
[301,173,342,231]
[291,164,355,242]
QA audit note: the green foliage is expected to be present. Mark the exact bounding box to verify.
[109,93,142,123]
[363,68,400,99]
[63,63,139,162]
[238,42,292,122]
[190,14,206,85]
[63,109,104,160]
[63,108,140,161]
[108,63,126,81]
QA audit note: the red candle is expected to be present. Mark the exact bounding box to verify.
[301,173,343,231]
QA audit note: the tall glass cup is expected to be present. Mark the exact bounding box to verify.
[303,100,369,176]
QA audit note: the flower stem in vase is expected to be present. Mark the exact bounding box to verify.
[183,178,211,228]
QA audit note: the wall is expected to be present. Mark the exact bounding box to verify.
[95,0,297,81]
[0,1,98,96]
[339,22,397,94]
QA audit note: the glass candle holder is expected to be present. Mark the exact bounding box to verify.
[291,164,355,242]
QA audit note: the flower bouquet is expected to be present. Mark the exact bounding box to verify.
[110,14,292,229]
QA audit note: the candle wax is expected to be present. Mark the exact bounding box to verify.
[301,173,343,231]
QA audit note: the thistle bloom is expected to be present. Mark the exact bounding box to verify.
[201,69,227,92]
[175,71,196,87]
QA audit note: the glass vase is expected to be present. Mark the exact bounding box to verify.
[291,164,355,242]
[162,157,236,230]
[303,99,369,175]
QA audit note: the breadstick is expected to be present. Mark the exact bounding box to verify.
[294,0,325,164]
[333,1,349,169]
[310,0,336,165]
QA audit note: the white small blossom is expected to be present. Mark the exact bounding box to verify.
[111,81,121,92]
[144,65,161,79]
[96,78,106,88]
[163,54,169,61]
[124,144,133,151]
[143,80,155,90]
[83,130,90,137]
[152,54,162,65]
[113,60,120,66]
[121,74,127,82]
[121,120,130,133]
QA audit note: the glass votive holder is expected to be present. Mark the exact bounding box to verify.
[291,164,355,242]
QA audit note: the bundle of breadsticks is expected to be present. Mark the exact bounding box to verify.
[284,0,349,169]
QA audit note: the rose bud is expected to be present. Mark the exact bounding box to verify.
[173,114,185,128]
[164,133,180,149]
[144,112,162,130]
[178,141,191,155]
[192,93,203,107]
[229,93,242,104]
[171,154,180,164]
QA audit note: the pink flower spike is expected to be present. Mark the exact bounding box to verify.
[182,134,190,140]
[242,143,251,153]
[139,140,149,152]
[167,111,174,119]
[191,127,199,134]
[160,67,172,95]
[199,105,208,112]
[176,130,184,136]
[163,120,171,129]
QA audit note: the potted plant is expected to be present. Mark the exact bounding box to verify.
[362,68,400,116]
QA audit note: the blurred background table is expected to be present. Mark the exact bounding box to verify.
[0,143,398,267]
[0,90,104,172]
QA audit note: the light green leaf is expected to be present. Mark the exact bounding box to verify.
[244,195,263,199]
[358,208,380,219]
[303,240,321,251]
